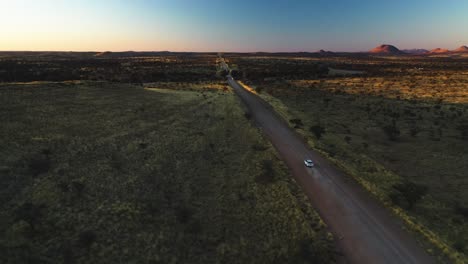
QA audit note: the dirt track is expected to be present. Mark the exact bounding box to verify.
[227,75,436,264]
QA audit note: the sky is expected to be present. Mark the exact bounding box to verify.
[0,0,467,52]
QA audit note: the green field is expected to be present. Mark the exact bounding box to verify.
[0,81,334,263]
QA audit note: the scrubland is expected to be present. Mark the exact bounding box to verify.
[0,53,335,263]
[230,54,468,263]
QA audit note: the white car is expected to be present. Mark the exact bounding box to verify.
[304,159,314,167]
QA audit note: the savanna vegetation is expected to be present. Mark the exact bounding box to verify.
[223,55,329,81]
[0,63,335,263]
[0,52,219,83]
[229,54,468,263]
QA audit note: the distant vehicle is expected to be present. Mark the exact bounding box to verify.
[304,159,314,167]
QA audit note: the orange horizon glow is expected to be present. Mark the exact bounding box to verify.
[1,0,467,52]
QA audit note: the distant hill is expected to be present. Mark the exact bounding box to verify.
[402,49,429,54]
[318,49,335,55]
[454,45,468,52]
[429,48,449,54]
[369,44,405,54]
[94,51,112,57]
[93,51,176,58]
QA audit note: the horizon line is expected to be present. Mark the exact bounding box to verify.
[0,44,466,54]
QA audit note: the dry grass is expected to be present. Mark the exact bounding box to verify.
[290,72,468,103]
[144,81,229,93]
[0,81,335,263]
[233,55,468,263]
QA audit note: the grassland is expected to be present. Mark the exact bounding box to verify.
[230,55,468,263]
[0,81,335,263]
[0,52,219,83]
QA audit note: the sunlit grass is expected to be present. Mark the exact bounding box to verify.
[144,81,229,92]
[290,72,468,103]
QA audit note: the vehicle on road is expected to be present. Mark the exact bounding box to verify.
[225,60,436,263]
[304,159,314,167]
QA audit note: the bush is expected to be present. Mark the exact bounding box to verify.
[176,206,193,224]
[453,240,466,253]
[28,154,51,177]
[290,119,304,129]
[78,230,97,248]
[457,124,468,140]
[15,202,45,229]
[71,180,85,196]
[390,181,428,209]
[251,143,268,151]
[309,125,325,140]
[410,127,420,137]
[344,136,352,143]
[256,160,275,184]
[455,203,468,218]
[382,120,400,141]
[296,238,335,263]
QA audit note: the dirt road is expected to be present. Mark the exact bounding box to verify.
[227,75,436,264]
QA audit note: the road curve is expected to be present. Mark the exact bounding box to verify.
[227,74,436,264]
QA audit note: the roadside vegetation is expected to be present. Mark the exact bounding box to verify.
[230,54,468,263]
[0,74,335,263]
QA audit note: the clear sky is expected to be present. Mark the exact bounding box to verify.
[1,0,467,52]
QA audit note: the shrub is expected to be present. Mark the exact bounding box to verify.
[78,230,97,248]
[256,160,275,184]
[28,154,51,177]
[309,125,325,140]
[390,181,428,209]
[290,118,304,129]
[453,240,466,253]
[186,219,203,234]
[410,127,420,137]
[457,124,468,140]
[296,237,335,263]
[71,180,85,196]
[15,202,45,229]
[382,120,400,141]
[344,136,352,144]
[176,206,193,224]
[251,143,268,151]
[455,203,468,218]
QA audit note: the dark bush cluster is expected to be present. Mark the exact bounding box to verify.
[389,181,428,209]
[309,125,325,140]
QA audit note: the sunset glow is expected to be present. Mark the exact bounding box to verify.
[1,0,467,52]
